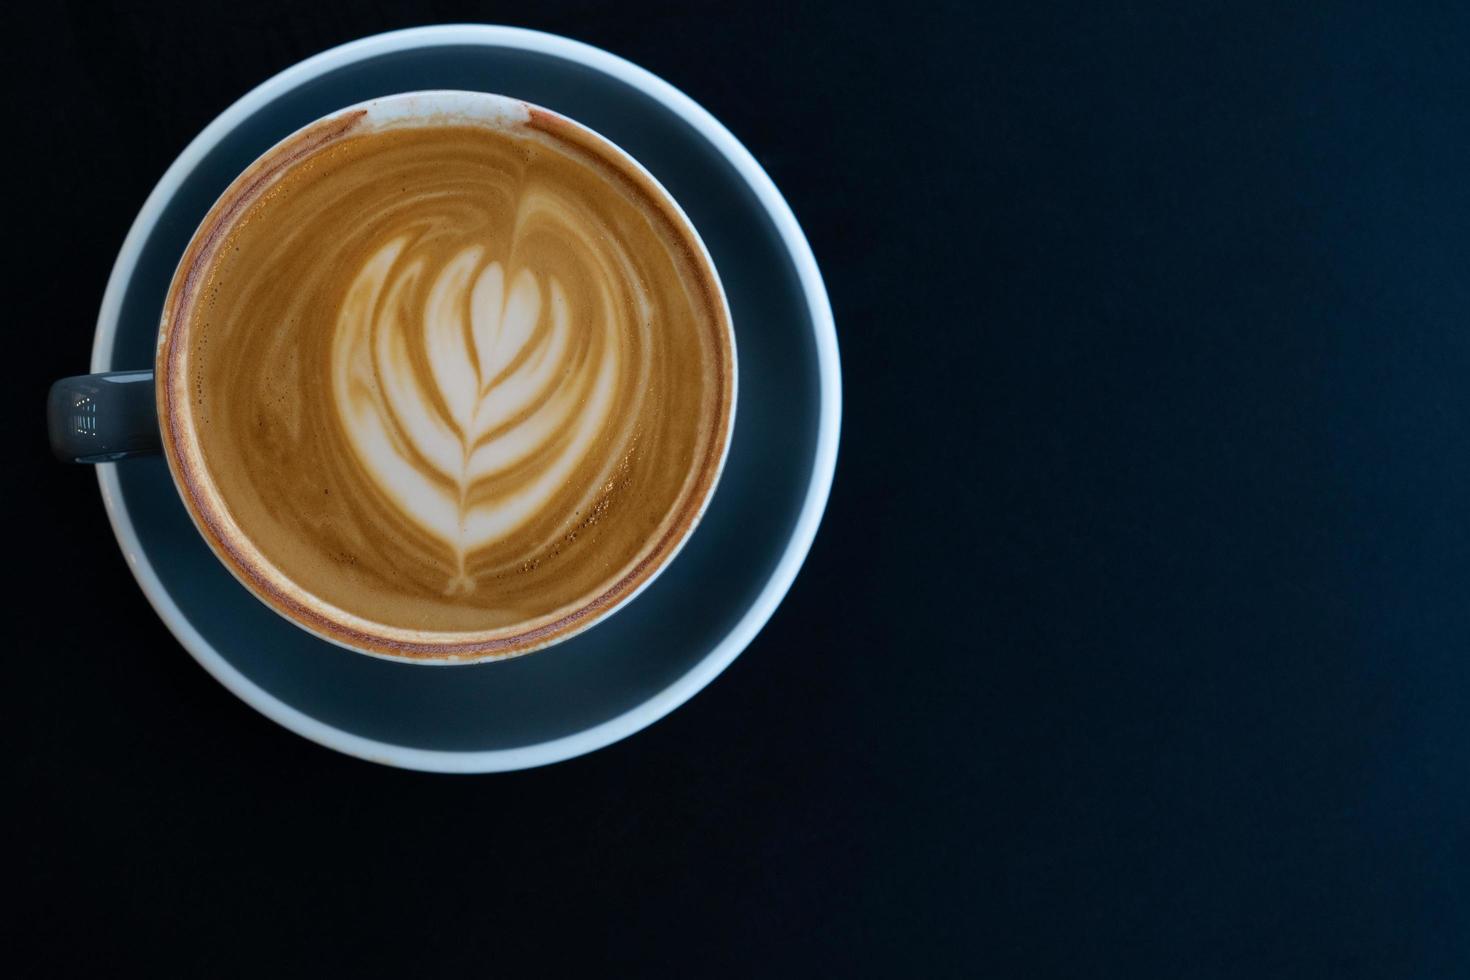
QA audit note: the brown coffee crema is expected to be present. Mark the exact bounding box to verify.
[158,110,733,656]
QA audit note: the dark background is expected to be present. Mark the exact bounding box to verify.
[12,1,1470,975]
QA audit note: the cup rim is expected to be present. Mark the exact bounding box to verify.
[90,24,840,771]
[152,89,738,664]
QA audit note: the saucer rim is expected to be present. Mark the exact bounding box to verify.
[89,24,841,773]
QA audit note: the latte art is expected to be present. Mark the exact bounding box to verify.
[159,105,733,655]
[333,240,637,592]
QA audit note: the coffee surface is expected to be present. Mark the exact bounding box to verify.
[173,118,729,635]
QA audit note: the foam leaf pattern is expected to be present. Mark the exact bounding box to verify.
[332,237,619,593]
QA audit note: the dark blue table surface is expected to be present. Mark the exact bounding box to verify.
[15,3,1470,975]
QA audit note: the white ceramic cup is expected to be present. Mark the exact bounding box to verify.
[52,90,738,665]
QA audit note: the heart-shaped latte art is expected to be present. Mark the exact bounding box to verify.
[332,237,627,593]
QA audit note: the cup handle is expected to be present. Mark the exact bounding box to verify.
[47,371,161,463]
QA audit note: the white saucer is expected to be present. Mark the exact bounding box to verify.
[90,25,840,772]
